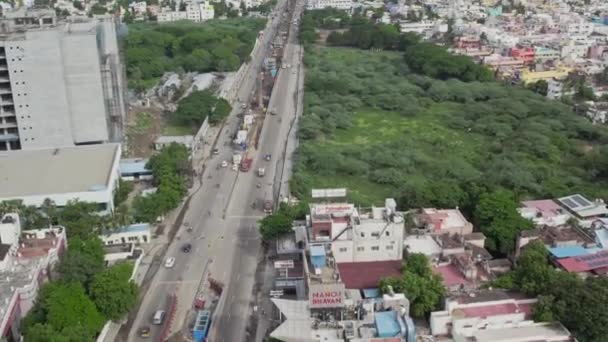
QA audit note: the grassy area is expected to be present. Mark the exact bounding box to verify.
[130,111,153,134]
[292,46,608,209]
[163,123,194,136]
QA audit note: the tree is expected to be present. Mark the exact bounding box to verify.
[58,200,104,239]
[73,0,84,10]
[23,324,67,342]
[114,179,134,206]
[259,213,292,241]
[379,254,445,317]
[474,190,533,255]
[36,282,104,340]
[59,238,105,291]
[172,90,232,127]
[90,262,138,320]
[527,80,548,96]
[512,240,554,294]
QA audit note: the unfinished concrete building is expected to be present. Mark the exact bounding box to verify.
[0,8,126,151]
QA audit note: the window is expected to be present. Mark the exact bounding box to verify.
[371,232,379,237]
[385,231,390,236]
[356,246,364,252]
[371,246,379,251]
[386,245,394,250]
[339,247,347,253]
[360,232,365,238]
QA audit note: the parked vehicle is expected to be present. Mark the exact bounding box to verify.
[264,154,272,161]
[212,148,219,155]
[240,156,253,172]
[182,243,192,253]
[164,257,175,268]
[153,310,166,325]
[258,167,265,177]
[221,160,228,168]
[232,153,242,166]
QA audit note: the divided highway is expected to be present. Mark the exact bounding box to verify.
[126,1,304,341]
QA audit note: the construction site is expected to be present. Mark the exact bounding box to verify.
[229,0,298,174]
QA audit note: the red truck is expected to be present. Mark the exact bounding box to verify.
[240,156,253,172]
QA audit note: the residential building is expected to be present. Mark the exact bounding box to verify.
[269,295,415,342]
[308,199,405,263]
[557,194,608,222]
[0,143,121,214]
[518,199,572,227]
[0,213,66,341]
[305,0,353,11]
[413,208,474,236]
[0,8,126,151]
[520,67,571,84]
[430,289,540,339]
[129,1,148,15]
[99,223,152,246]
[510,46,536,65]
[119,158,153,181]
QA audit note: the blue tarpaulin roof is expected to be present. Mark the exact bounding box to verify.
[310,245,325,257]
[548,246,601,258]
[119,158,151,175]
[375,311,400,338]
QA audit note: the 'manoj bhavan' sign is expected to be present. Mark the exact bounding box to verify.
[309,284,346,309]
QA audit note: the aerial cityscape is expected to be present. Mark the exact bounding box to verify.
[0,0,607,341]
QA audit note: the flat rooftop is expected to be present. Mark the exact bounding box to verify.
[0,143,119,198]
[468,322,574,342]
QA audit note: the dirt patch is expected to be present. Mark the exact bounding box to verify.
[125,106,165,158]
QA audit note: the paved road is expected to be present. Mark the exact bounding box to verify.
[210,8,305,342]
[126,1,300,341]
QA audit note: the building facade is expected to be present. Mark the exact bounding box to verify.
[0,9,126,151]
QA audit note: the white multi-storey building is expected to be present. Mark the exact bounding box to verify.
[157,1,215,23]
[308,199,404,263]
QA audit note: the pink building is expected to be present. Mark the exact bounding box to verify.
[519,199,571,227]
[0,214,66,341]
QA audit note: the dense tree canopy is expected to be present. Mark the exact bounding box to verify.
[133,143,190,222]
[474,190,534,255]
[58,237,106,291]
[124,19,265,90]
[90,262,139,320]
[379,254,445,317]
[24,282,105,341]
[258,202,308,241]
[172,89,232,126]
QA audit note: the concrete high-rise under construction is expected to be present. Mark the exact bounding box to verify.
[0,8,126,151]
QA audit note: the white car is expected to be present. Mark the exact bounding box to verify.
[221,160,228,168]
[164,257,176,268]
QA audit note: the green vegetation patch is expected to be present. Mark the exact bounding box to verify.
[124,18,265,91]
[292,46,608,208]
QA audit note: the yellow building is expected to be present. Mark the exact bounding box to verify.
[521,67,572,84]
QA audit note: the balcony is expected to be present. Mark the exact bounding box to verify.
[0,121,17,129]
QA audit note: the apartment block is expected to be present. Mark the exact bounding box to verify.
[0,8,126,151]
